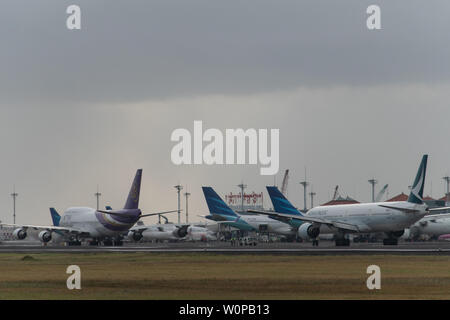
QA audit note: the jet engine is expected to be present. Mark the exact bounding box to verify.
[127,231,143,242]
[38,230,52,243]
[13,228,27,240]
[173,225,189,238]
[297,223,320,240]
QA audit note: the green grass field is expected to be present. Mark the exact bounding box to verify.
[0,253,449,299]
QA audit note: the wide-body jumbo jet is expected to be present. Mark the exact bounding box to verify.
[3,169,171,246]
[202,186,296,237]
[253,155,445,246]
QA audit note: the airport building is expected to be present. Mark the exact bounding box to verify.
[225,191,264,213]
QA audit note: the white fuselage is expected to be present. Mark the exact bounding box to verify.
[141,224,179,241]
[240,214,296,236]
[307,201,427,234]
[409,213,450,237]
[57,207,129,239]
[140,224,217,241]
[186,226,217,241]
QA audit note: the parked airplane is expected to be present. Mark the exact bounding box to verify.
[187,226,218,241]
[252,155,444,246]
[3,169,174,246]
[407,213,450,240]
[127,223,216,242]
[202,187,296,237]
[127,223,187,242]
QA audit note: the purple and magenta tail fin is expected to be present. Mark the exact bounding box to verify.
[124,169,142,210]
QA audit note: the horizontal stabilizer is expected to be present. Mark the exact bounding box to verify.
[140,210,180,218]
[247,209,361,232]
[428,206,450,212]
[97,210,134,217]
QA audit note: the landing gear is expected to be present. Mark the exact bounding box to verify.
[312,239,319,246]
[113,239,123,246]
[102,238,123,246]
[89,239,100,246]
[335,238,350,247]
[334,232,350,247]
[66,240,82,246]
[383,231,401,246]
[383,238,398,246]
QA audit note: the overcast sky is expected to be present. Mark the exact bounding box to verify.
[1,1,450,225]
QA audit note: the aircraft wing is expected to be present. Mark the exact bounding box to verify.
[97,209,179,219]
[129,225,149,233]
[428,206,450,212]
[0,223,87,235]
[247,210,361,232]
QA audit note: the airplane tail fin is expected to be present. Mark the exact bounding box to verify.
[202,187,238,217]
[408,155,428,204]
[124,169,142,210]
[50,208,61,226]
[266,186,304,216]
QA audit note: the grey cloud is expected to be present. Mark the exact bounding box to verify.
[1,1,450,104]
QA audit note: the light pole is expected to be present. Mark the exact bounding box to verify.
[184,191,191,224]
[300,181,309,211]
[368,179,378,203]
[309,191,316,209]
[94,185,101,210]
[443,176,450,203]
[237,183,247,212]
[11,186,18,224]
[174,185,183,224]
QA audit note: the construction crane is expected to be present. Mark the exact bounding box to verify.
[281,169,289,196]
[375,184,389,202]
[332,185,340,201]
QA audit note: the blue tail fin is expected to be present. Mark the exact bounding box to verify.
[50,208,61,226]
[266,186,303,216]
[105,206,113,210]
[124,169,142,209]
[202,187,238,217]
[408,155,428,204]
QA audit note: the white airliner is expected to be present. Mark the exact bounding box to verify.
[406,213,450,240]
[202,187,297,237]
[127,223,217,242]
[2,169,175,246]
[252,155,448,246]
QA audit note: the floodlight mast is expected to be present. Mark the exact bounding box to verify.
[237,183,247,212]
[11,185,18,224]
[184,189,191,223]
[368,178,378,203]
[174,185,183,224]
[443,176,450,203]
[95,185,102,210]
